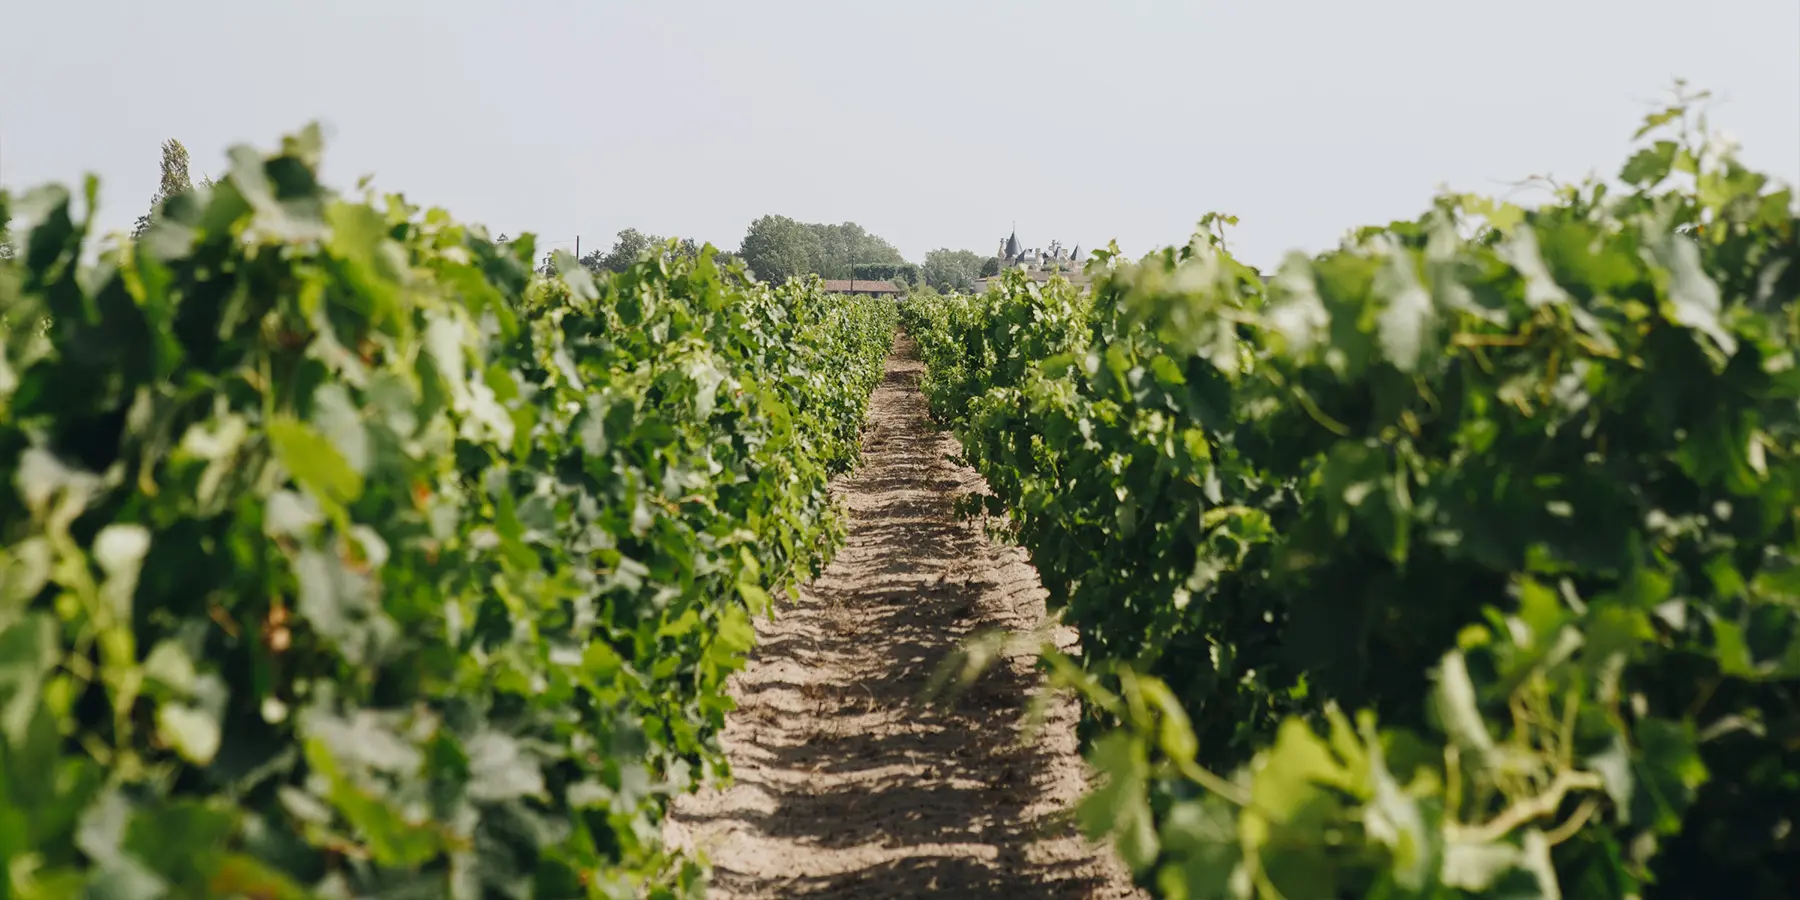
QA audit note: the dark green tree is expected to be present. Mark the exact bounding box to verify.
[580,231,717,274]
[581,228,663,273]
[738,215,820,284]
[804,222,907,279]
[921,248,985,293]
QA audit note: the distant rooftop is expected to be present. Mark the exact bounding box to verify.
[822,279,903,295]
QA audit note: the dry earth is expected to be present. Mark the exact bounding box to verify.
[664,336,1145,899]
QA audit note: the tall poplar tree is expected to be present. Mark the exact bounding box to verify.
[131,138,195,239]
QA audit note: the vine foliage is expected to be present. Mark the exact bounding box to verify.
[0,126,896,898]
[907,91,1800,898]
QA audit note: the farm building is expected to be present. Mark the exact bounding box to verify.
[822,279,904,298]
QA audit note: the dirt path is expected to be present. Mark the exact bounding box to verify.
[665,336,1144,899]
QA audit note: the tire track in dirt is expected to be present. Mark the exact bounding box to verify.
[665,335,1144,899]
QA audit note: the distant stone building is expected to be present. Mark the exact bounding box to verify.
[972,227,1092,293]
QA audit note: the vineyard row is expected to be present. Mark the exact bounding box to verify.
[903,95,1800,900]
[0,126,896,899]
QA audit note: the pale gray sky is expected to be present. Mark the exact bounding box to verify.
[3,0,1796,269]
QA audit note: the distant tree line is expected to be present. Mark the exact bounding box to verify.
[735,216,905,285]
[733,216,998,293]
[920,249,986,293]
[578,217,997,294]
[575,229,747,275]
[3,139,1010,297]
[850,263,919,284]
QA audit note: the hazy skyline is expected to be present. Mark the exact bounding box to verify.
[3,0,1796,270]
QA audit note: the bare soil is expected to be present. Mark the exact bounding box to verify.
[664,336,1145,899]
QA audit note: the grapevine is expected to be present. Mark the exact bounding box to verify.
[0,126,895,898]
[906,91,1800,898]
